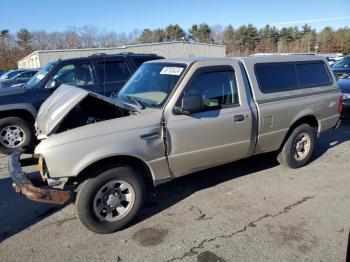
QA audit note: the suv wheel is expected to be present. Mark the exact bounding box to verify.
[76,166,145,234]
[277,124,316,168]
[0,117,34,155]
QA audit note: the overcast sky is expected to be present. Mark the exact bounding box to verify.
[1,0,350,33]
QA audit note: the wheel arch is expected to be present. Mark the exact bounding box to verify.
[0,104,37,123]
[279,114,318,151]
[72,155,155,191]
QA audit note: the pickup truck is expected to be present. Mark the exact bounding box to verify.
[9,56,341,234]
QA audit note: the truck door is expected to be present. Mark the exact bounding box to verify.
[164,62,253,176]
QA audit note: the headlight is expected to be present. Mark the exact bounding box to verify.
[37,155,49,179]
[342,93,350,99]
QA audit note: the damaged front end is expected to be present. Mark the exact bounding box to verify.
[10,85,142,204]
[9,151,70,205]
[35,84,139,137]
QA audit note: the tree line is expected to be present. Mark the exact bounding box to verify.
[1,23,349,70]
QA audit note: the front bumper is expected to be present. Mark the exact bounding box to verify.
[9,151,70,205]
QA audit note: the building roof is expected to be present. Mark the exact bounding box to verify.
[17,41,226,63]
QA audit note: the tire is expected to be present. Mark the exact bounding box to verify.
[76,166,145,234]
[0,117,34,155]
[277,124,316,169]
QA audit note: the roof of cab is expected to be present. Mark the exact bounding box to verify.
[147,55,328,65]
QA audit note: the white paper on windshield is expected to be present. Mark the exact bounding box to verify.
[36,74,45,80]
[160,67,183,75]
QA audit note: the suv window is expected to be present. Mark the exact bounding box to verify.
[183,69,239,110]
[255,61,331,93]
[96,61,130,83]
[53,64,94,87]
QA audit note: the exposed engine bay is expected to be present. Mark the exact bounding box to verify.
[54,95,133,134]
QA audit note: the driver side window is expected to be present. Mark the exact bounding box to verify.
[181,68,239,111]
[53,64,94,87]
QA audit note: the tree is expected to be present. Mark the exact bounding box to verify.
[17,28,32,49]
[153,28,166,42]
[211,24,224,43]
[301,24,312,35]
[64,29,81,48]
[97,31,118,47]
[189,23,212,43]
[222,25,235,54]
[139,29,153,43]
[79,25,98,48]
[165,24,185,41]
[32,31,49,49]
[236,24,258,54]
[318,27,335,52]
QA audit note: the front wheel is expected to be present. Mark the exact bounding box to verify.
[76,166,145,234]
[277,124,316,169]
[0,117,34,155]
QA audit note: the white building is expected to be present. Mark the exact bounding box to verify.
[17,41,226,69]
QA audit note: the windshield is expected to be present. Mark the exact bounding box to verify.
[333,57,350,68]
[0,70,23,80]
[26,62,56,89]
[118,63,186,108]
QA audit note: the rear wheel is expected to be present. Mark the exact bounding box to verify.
[0,117,34,155]
[277,124,316,168]
[76,166,145,234]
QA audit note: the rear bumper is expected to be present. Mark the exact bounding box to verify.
[341,104,350,119]
[9,151,70,205]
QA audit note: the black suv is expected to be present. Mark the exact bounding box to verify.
[0,53,163,154]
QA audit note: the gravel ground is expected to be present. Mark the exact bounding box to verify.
[0,122,350,262]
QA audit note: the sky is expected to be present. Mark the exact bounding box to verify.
[1,0,350,33]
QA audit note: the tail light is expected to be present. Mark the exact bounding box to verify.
[337,95,343,114]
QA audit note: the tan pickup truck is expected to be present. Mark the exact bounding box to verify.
[9,55,341,233]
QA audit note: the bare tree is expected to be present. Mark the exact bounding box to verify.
[79,25,98,48]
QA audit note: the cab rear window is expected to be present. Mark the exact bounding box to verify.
[255,61,332,93]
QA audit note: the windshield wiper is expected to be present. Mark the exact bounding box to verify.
[123,95,145,109]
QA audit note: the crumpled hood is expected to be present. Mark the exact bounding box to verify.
[35,84,138,136]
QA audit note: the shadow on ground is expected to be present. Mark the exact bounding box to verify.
[0,171,69,242]
[0,122,349,241]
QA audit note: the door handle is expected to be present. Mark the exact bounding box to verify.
[234,114,245,122]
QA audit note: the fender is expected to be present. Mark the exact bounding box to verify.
[289,110,319,133]
[0,103,38,119]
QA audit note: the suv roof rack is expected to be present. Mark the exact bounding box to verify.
[89,53,108,57]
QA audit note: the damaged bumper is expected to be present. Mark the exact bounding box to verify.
[9,151,70,205]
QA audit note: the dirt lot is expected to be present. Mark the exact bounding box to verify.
[1,122,350,262]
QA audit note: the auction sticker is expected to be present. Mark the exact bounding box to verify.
[36,74,45,80]
[160,67,184,75]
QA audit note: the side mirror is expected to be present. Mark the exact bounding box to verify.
[175,94,203,115]
[45,79,59,90]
